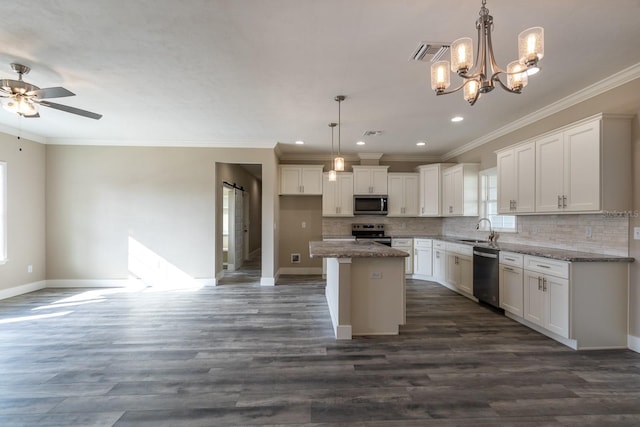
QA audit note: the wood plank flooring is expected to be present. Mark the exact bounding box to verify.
[1,266,640,426]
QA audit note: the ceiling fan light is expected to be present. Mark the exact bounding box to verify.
[451,37,474,74]
[2,96,38,116]
[518,26,544,67]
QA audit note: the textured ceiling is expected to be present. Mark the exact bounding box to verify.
[0,0,639,160]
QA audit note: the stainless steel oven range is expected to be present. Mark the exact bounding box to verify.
[351,223,392,246]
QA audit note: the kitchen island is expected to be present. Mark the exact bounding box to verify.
[309,240,408,340]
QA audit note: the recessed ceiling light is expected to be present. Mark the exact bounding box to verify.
[295,140,304,145]
[451,116,464,122]
[416,141,426,146]
[356,141,365,146]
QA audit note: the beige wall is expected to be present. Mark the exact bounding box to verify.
[46,145,278,284]
[278,196,323,270]
[0,135,46,293]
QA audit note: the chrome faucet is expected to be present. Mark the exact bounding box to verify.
[476,217,496,243]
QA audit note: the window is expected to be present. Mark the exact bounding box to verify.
[478,167,516,232]
[0,161,6,263]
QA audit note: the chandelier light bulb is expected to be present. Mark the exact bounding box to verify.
[451,38,473,73]
[431,61,451,92]
[507,61,528,91]
[464,80,480,104]
[518,27,544,66]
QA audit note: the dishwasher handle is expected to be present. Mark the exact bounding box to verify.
[473,250,498,259]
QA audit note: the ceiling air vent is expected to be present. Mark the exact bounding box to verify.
[410,41,450,62]
[362,130,383,137]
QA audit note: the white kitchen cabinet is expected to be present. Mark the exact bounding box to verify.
[387,173,419,216]
[322,172,354,216]
[442,164,479,216]
[352,166,389,195]
[432,240,446,283]
[392,238,414,275]
[279,165,324,195]
[499,252,524,316]
[535,114,632,213]
[416,163,454,217]
[496,141,535,214]
[412,238,432,278]
[444,242,473,295]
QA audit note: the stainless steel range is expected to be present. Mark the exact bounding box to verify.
[351,223,392,246]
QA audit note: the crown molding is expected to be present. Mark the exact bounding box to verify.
[44,138,279,149]
[0,123,47,144]
[441,62,640,161]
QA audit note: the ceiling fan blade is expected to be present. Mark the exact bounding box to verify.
[28,86,75,99]
[36,100,102,120]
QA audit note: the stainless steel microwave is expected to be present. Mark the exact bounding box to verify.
[353,195,388,215]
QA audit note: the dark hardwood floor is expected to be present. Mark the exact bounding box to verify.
[1,257,640,426]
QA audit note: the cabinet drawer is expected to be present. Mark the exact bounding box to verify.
[414,239,432,248]
[500,251,524,268]
[524,255,569,279]
[445,242,473,256]
[392,238,413,247]
[433,240,446,249]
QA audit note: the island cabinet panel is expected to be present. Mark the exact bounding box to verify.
[279,165,324,195]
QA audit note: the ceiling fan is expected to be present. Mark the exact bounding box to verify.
[0,63,102,120]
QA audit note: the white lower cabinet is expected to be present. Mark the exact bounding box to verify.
[523,266,569,338]
[412,238,432,278]
[444,243,473,296]
[499,252,524,316]
[432,240,446,283]
[392,238,414,275]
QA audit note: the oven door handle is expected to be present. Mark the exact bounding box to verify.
[473,250,498,259]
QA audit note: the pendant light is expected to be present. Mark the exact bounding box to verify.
[334,95,345,171]
[328,122,337,182]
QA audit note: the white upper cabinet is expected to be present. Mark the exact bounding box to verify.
[279,165,324,195]
[352,166,389,195]
[387,173,419,217]
[322,172,354,216]
[535,114,632,213]
[442,164,479,216]
[416,163,454,217]
[496,141,535,214]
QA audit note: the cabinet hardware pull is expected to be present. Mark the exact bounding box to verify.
[543,278,547,292]
[538,276,542,290]
[536,264,551,269]
[562,195,567,208]
[557,195,562,208]
[505,257,515,261]
[503,266,514,272]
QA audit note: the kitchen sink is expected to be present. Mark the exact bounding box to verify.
[458,239,489,244]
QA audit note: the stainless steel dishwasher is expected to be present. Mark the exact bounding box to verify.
[473,246,501,309]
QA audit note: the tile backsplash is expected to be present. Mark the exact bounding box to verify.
[323,214,629,256]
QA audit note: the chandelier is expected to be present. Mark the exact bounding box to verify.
[430,0,544,105]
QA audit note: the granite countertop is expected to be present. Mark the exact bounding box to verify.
[310,241,408,258]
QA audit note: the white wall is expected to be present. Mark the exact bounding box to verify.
[45,145,277,286]
[0,134,46,296]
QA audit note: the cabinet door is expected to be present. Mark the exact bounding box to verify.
[280,167,302,194]
[545,275,569,338]
[457,254,473,294]
[420,166,440,216]
[564,121,600,212]
[514,142,536,213]
[387,175,405,216]
[337,173,354,216]
[414,247,432,276]
[433,249,446,282]
[497,149,516,214]
[403,175,419,216]
[499,265,524,316]
[301,167,323,195]
[523,271,545,327]
[322,173,339,215]
[442,169,455,216]
[371,168,388,194]
[445,252,460,286]
[536,132,564,212]
[353,168,372,194]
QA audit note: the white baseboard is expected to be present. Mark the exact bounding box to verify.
[46,279,142,288]
[0,281,47,300]
[277,267,323,275]
[260,277,275,286]
[628,334,640,353]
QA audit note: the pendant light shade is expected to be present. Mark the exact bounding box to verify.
[328,122,337,181]
[334,95,345,171]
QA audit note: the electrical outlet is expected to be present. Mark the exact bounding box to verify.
[531,225,539,235]
[27,264,33,273]
[585,226,592,239]
[517,224,523,233]
[301,221,306,229]
[634,227,640,240]
[370,272,382,279]
[291,253,300,263]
